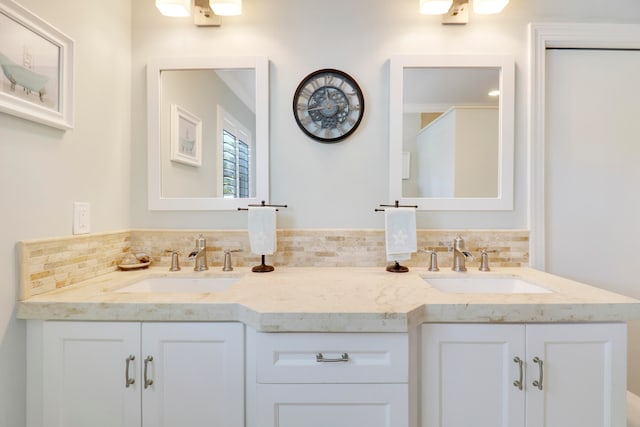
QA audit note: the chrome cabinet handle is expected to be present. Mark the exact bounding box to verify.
[513,357,523,390]
[315,352,349,363]
[144,356,154,389]
[125,355,135,388]
[532,356,544,390]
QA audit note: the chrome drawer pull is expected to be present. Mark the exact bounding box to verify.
[144,355,154,389]
[315,352,349,363]
[513,356,523,390]
[532,356,544,390]
[125,355,135,388]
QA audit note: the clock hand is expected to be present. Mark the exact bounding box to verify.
[306,105,328,112]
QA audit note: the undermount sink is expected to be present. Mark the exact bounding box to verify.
[423,276,553,294]
[115,276,241,293]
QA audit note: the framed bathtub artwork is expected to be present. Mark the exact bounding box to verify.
[170,104,202,167]
[0,0,74,129]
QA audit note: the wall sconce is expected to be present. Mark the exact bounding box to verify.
[156,0,229,26]
[156,0,191,17]
[420,0,508,24]
[473,0,509,14]
[209,0,242,16]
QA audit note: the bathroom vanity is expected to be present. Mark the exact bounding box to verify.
[19,267,640,427]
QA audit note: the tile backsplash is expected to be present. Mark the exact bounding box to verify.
[18,231,130,299]
[19,229,529,299]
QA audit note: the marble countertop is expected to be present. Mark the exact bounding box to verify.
[17,267,640,332]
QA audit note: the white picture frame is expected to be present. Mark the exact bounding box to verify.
[0,0,74,129]
[170,103,202,167]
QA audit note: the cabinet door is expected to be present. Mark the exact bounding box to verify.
[141,322,244,427]
[256,383,408,427]
[42,321,141,427]
[525,323,627,427]
[421,324,526,427]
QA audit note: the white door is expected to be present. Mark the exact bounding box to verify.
[42,321,141,427]
[421,324,525,427]
[256,383,408,427]
[544,48,640,391]
[525,323,627,427]
[140,322,244,427]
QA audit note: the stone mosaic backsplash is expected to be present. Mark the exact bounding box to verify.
[19,229,529,298]
[18,231,130,299]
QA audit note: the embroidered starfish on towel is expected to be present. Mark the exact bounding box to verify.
[254,231,268,246]
[392,229,408,246]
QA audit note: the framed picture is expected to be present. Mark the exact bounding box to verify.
[170,104,202,167]
[0,0,74,129]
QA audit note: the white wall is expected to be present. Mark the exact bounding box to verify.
[454,107,498,197]
[0,0,639,425]
[0,0,131,425]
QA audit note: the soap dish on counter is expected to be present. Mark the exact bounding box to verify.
[118,261,151,270]
[118,253,151,270]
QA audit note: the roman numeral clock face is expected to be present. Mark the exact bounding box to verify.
[293,69,365,143]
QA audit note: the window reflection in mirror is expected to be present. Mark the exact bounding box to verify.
[160,69,256,199]
[147,57,269,211]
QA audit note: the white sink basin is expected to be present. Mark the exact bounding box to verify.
[423,276,553,294]
[115,276,241,293]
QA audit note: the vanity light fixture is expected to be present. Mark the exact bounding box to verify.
[473,0,509,14]
[421,0,509,24]
[157,0,223,26]
[209,0,242,16]
[155,0,191,17]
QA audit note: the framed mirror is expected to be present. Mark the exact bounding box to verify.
[389,55,514,210]
[147,56,269,210]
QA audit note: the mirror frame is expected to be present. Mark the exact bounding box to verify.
[389,55,515,210]
[147,56,269,210]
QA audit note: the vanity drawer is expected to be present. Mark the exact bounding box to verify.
[255,332,408,384]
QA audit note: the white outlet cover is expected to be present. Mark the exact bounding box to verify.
[73,202,91,235]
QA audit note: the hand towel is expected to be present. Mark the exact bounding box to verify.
[248,207,277,255]
[385,207,417,262]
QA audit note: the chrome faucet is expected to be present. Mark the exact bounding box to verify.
[188,234,209,271]
[450,236,474,272]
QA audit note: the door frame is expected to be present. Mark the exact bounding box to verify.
[528,22,640,269]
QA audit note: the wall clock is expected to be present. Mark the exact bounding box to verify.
[292,69,365,143]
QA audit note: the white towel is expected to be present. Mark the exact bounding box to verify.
[385,207,417,262]
[248,207,277,255]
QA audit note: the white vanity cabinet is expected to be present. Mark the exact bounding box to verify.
[421,323,627,427]
[27,321,244,427]
[249,331,410,427]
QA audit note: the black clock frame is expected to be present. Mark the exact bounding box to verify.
[292,68,365,143]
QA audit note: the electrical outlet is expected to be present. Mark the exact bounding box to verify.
[73,202,91,235]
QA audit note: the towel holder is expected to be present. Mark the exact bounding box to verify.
[238,200,288,273]
[237,200,288,211]
[374,200,418,212]
[376,201,417,273]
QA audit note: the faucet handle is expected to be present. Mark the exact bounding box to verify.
[420,248,439,272]
[223,249,242,271]
[195,234,207,249]
[478,248,496,272]
[164,249,181,271]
